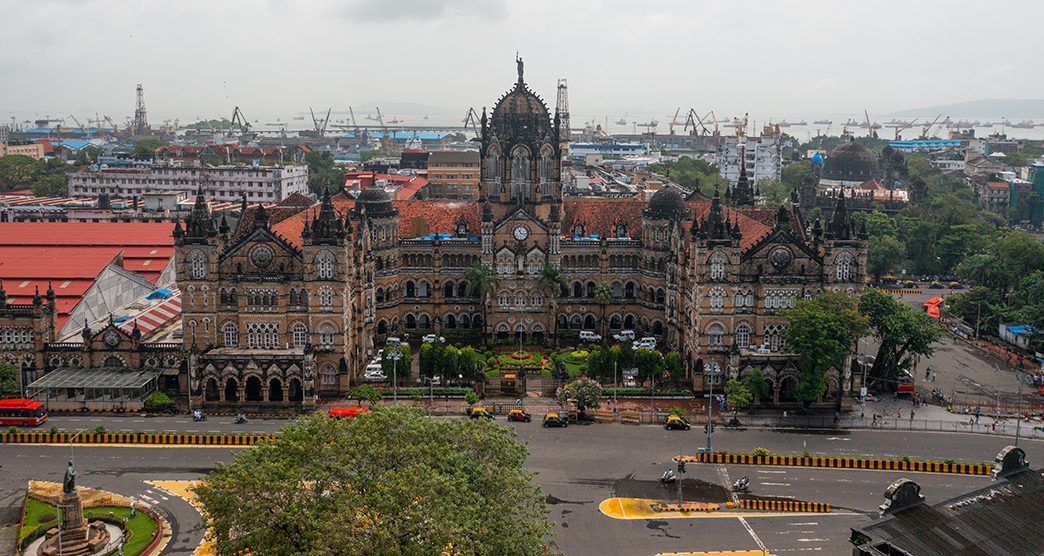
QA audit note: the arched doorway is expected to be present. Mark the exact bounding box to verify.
[779,376,798,402]
[531,325,545,344]
[269,378,284,402]
[205,378,220,401]
[224,378,239,402]
[288,378,303,402]
[496,323,509,341]
[245,376,263,402]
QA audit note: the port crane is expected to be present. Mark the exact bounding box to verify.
[918,114,945,140]
[309,106,332,137]
[667,108,681,135]
[890,118,918,140]
[463,107,481,136]
[864,109,881,139]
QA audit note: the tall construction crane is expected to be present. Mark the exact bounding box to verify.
[864,109,880,139]
[229,106,250,134]
[667,108,681,135]
[683,108,712,136]
[463,107,481,136]
[919,114,944,140]
[68,115,86,133]
[891,118,918,140]
[556,79,570,153]
[309,106,332,137]
[374,107,385,128]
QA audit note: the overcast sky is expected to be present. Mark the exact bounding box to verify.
[1,0,1041,124]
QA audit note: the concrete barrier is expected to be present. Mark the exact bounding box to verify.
[620,410,641,425]
[737,499,830,512]
[0,431,277,446]
[676,452,992,476]
[593,409,615,423]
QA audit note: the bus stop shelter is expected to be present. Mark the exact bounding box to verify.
[27,367,164,410]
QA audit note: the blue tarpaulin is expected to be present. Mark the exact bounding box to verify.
[147,288,174,300]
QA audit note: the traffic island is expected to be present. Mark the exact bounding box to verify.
[0,431,276,447]
[675,452,992,476]
[598,497,831,520]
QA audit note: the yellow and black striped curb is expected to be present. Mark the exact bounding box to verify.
[737,499,830,512]
[0,432,276,446]
[50,407,141,414]
[675,453,992,476]
[886,289,922,295]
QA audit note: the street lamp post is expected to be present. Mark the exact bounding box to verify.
[706,372,714,453]
[390,348,403,403]
[613,360,618,414]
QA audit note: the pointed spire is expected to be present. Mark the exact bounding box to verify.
[827,190,851,240]
[172,215,184,239]
[46,280,55,304]
[33,286,41,305]
[218,214,230,235]
[731,147,755,207]
[131,320,142,340]
[240,192,248,215]
[185,186,216,238]
[706,187,730,241]
[0,279,6,307]
[775,205,791,231]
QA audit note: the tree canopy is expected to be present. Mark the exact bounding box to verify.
[0,361,17,397]
[193,408,556,555]
[782,292,868,406]
[859,289,944,388]
[557,377,602,416]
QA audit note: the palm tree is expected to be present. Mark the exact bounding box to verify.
[594,280,613,339]
[537,263,566,346]
[464,262,499,342]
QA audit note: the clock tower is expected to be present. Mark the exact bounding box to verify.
[478,57,564,341]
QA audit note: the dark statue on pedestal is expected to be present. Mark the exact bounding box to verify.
[38,461,112,556]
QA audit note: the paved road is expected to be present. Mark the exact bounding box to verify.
[3,421,1040,555]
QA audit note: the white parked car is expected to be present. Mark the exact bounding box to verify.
[632,337,657,350]
[363,363,387,381]
[613,329,635,342]
[385,337,402,347]
[422,334,445,344]
[578,330,602,343]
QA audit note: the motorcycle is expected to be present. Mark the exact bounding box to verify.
[234,413,247,424]
[192,409,206,422]
[732,476,750,493]
[660,469,676,484]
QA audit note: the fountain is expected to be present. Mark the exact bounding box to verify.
[37,462,112,556]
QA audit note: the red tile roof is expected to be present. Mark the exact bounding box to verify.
[0,223,175,330]
[987,181,1009,190]
[686,200,774,251]
[563,198,648,239]
[396,200,477,237]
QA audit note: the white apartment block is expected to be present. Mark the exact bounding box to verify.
[68,165,308,202]
[715,134,782,185]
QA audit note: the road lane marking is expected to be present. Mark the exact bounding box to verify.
[761,482,791,486]
[789,522,819,525]
[738,517,768,553]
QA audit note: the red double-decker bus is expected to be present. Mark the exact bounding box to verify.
[0,399,48,426]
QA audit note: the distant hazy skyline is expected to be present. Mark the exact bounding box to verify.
[1,0,1042,124]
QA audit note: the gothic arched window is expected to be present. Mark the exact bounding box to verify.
[709,251,727,281]
[291,322,308,347]
[316,251,335,280]
[709,288,726,310]
[511,147,529,183]
[188,251,207,279]
[487,145,502,183]
[707,323,725,348]
[735,323,752,349]
[835,252,854,282]
[222,322,238,347]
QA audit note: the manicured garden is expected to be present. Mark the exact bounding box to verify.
[18,498,159,556]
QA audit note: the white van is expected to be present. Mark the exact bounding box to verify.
[632,337,657,350]
[385,337,402,347]
[578,330,602,342]
[613,329,635,342]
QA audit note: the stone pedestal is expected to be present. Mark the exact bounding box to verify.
[39,491,110,556]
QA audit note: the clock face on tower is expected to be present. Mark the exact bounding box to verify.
[513,226,529,241]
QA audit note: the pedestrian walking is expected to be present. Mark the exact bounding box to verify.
[872,413,879,427]
[930,370,936,382]
[910,410,915,421]
[925,367,931,381]
[833,411,840,426]
[974,406,980,424]
[897,408,902,419]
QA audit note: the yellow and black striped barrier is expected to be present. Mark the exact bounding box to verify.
[50,407,141,414]
[675,452,992,476]
[737,499,830,513]
[887,289,922,295]
[0,431,277,446]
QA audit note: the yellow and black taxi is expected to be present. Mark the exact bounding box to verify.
[664,415,691,430]
[467,407,494,420]
[542,412,568,428]
[506,408,532,422]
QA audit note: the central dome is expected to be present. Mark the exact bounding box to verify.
[823,140,880,182]
[646,186,686,219]
[488,58,553,140]
[356,186,395,217]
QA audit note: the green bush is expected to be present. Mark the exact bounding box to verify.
[94,426,106,434]
[6,426,16,434]
[667,406,685,416]
[753,447,769,457]
[144,391,175,413]
[464,390,479,405]
[391,387,475,398]
[48,426,59,434]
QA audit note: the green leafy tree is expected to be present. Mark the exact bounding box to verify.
[193,408,556,555]
[859,289,944,388]
[633,348,664,387]
[0,361,18,397]
[464,263,500,340]
[867,234,905,280]
[143,391,175,413]
[557,377,602,418]
[0,155,44,192]
[130,139,165,159]
[782,292,868,407]
[757,179,792,205]
[537,263,566,344]
[742,369,771,403]
[724,378,753,418]
[347,384,383,406]
[593,280,613,338]
[663,351,683,383]
[305,151,345,196]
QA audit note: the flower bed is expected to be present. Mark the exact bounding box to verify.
[497,352,545,367]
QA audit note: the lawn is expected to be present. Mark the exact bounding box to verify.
[496,351,545,367]
[18,498,159,556]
